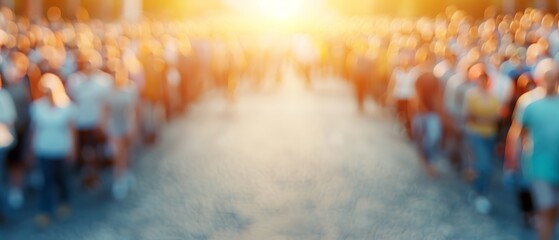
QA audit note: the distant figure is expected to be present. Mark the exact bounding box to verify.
[67,49,112,189]
[352,54,373,113]
[412,72,444,177]
[105,64,138,200]
[387,50,418,139]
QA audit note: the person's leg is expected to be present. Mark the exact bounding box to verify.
[538,207,558,240]
[519,187,535,227]
[474,135,495,196]
[53,160,71,219]
[111,137,126,179]
[355,77,366,113]
[531,181,559,240]
[396,100,407,127]
[413,115,438,177]
[81,130,100,189]
[6,135,25,209]
[465,132,485,193]
[400,100,412,139]
[53,160,70,205]
[38,158,54,215]
[443,124,461,171]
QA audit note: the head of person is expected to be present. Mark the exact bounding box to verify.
[415,47,435,68]
[445,48,457,64]
[77,48,102,75]
[468,62,490,91]
[541,14,554,30]
[489,53,503,69]
[533,57,555,87]
[517,73,536,95]
[39,73,70,107]
[543,68,559,95]
[77,50,91,73]
[526,43,544,67]
[7,51,29,83]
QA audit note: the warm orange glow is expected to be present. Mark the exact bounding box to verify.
[223,0,329,29]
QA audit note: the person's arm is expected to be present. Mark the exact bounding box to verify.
[504,121,522,171]
[67,104,78,163]
[505,98,528,171]
[0,93,17,128]
[130,87,141,141]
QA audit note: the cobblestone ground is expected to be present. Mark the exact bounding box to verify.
[1,71,536,240]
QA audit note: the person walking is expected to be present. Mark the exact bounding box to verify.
[506,61,559,240]
[67,49,112,189]
[105,64,138,200]
[411,72,446,177]
[463,63,502,214]
[30,74,76,228]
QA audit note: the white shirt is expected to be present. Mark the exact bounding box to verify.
[67,70,113,130]
[30,99,76,158]
[488,68,513,105]
[0,89,16,126]
[391,67,419,100]
[444,72,467,117]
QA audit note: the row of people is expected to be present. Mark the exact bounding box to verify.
[0,8,207,228]
[341,7,559,240]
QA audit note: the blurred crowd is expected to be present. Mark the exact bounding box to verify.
[0,4,559,239]
[0,6,257,229]
[341,6,559,240]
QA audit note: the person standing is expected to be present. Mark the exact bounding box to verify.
[3,52,33,210]
[0,75,16,223]
[30,74,76,228]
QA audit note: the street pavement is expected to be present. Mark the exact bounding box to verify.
[1,71,536,240]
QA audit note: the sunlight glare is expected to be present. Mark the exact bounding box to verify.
[257,0,302,20]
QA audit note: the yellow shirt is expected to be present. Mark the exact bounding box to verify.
[465,89,500,137]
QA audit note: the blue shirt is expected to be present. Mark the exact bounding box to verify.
[522,96,559,183]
